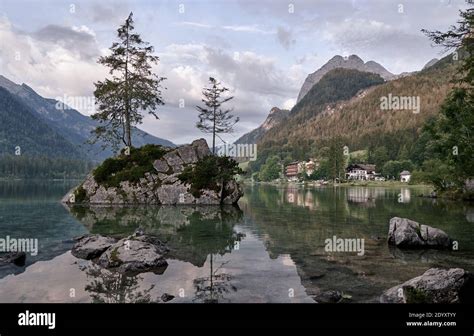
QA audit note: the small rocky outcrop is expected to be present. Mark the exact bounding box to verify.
[387,217,451,249]
[62,139,243,205]
[72,233,169,275]
[98,236,168,274]
[380,268,474,303]
[0,252,26,266]
[313,290,343,303]
[71,234,117,260]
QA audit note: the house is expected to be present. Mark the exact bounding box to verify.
[400,170,411,183]
[305,159,319,176]
[285,162,300,181]
[346,164,377,180]
[285,159,320,181]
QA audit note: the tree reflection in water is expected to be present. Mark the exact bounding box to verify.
[193,255,237,303]
[84,264,157,303]
[68,205,245,303]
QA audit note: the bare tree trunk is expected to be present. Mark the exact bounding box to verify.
[124,18,132,148]
[212,106,216,155]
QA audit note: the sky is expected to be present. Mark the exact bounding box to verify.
[0,0,470,145]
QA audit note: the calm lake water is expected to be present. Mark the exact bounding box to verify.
[0,180,473,303]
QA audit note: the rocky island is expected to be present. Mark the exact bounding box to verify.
[62,139,243,205]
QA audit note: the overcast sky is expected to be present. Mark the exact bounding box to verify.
[0,0,470,145]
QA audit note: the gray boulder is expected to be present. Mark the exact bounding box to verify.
[314,290,343,303]
[163,152,184,173]
[153,159,169,173]
[388,217,451,249]
[192,138,211,159]
[380,268,474,303]
[62,138,242,205]
[177,145,199,164]
[98,236,168,274]
[71,235,117,260]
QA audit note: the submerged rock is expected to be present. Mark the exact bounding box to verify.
[161,293,175,302]
[0,252,26,266]
[387,217,451,249]
[314,290,343,303]
[71,233,169,275]
[97,236,169,274]
[71,235,117,260]
[62,138,242,205]
[380,268,474,303]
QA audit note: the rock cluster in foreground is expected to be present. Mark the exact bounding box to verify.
[388,217,451,249]
[71,233,169,275]
[62,139,243,205]
[380,268,474,303]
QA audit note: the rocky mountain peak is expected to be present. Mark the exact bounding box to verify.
[296,54,394,103]
[234,106,289,145]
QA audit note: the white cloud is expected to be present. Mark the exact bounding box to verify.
[0,17,106,104]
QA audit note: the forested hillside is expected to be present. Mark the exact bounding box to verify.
[251,55,457,173]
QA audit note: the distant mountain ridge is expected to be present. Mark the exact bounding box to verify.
[0,87,83,158]
[234,107,289,144]
[253,54,457,169]
[297,54,394,103]
[0,75,175,161]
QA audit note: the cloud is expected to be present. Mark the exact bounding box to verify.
[32,24,100,61]
[0,16,105,105]
[175,21,274,34]
[154,43,302,142]
[321,18,436,73]
[83,1,131,24]
[276,26,296,49]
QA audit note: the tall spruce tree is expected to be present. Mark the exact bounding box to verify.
[196,77,239,154]
[420,7,474,192]
[91,12,165,151]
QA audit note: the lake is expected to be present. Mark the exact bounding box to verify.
[0,180,473,303]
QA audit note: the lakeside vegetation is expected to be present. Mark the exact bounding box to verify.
[246,8,473,201]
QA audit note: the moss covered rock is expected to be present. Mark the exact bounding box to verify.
[62,139,243,205]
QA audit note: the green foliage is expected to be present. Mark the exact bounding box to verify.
[413,159,455,191]
[74,185,89,203]
[178,155,242,198]
[420,89,474,190]
[196,77,238,154]
[404,287,429,304]
[292,68,385,118]
[258,156,281,182]
[91,12,165,150]
[327,137,346,181]
[419,9,474,194]
[371,146,389,170]
[93,144,167,187]
[381,160,414,179]
[0,154,93,179]
[0,87,84,160]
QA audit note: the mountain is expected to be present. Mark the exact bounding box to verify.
[254,54,457,168]
[297,54,394,103]
[0,87,83,158]
[423,58,440,70]
[0,75,175,161]
[234,107,289,144]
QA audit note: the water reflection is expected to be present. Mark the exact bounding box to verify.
[1,182,474,303]
[84,264,157,303]
[68,205,244,268]
[239,184,474,302]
